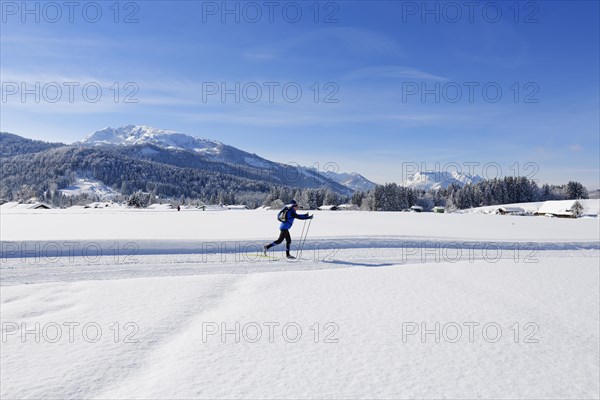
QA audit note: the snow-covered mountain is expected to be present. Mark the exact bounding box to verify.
[79,126,375,193]
[78,125,223,156]
[78,125,292,173]
[76,125,354,194]
[295,167,376,192]
[402,171,483,190]
[321,171,376,192]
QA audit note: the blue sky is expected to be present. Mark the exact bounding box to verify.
[1,0,599,188]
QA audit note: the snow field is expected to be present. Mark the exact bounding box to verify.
[1,257,598,399]
[1,209,599,399]
[2,209,599,242]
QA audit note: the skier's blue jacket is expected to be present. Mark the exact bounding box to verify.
[280,208,311,230]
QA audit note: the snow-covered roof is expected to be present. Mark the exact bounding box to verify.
[202,205,227,211]
[0,201,20,210]
[498,206,525,213]
[226,205,249,210]
[255,205,273,210]
[536,200,580,216]
[0,201,52,210]
[410,205,423,210]
[338,204,358,210]
[32,203,52,209]
[147,204,175,210]
[318,205,338,210]
[432,206,445,210]
[85,202,122,209]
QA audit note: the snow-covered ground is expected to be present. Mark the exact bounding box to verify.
[1,209,599,399]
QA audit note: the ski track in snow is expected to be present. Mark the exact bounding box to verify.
[1,246,599,286]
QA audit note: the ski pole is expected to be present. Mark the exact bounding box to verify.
[297,217,312,260]
[296,219,307,258]
[300,218,313,259]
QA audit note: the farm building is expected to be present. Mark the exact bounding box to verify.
[337,204,359,211]
[410,205,423,213]
[27,203,52,210]
[201,205,227,211]
[534,200,583,218]
[496,206,526,215]
[432,206,445,213]
[225,205,250,210]
[318,205,339,211]
[85,202,122,209]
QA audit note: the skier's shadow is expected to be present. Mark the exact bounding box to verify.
[322,259,396,268]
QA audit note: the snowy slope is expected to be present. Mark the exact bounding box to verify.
[59,177,121,199]
[403,171,483,190]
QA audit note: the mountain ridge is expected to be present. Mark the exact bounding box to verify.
[0,129,361,205]
[78,125,376,192]
[401,170,483,190]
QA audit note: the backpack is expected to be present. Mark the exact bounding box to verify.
[277,206,290,222]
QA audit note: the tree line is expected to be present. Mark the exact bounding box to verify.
[0,133,589,210]
[347,177,588,212]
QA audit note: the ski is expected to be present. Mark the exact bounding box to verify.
[247,254,306,262]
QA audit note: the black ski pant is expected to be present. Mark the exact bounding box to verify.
[266,229,291,252]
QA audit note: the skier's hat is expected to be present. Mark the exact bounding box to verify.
[288,200,298,207]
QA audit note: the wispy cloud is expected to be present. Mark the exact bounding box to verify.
[569,143,582,152]
[243,26,404,60]
[343,66,449,81]
[243,52,278,60]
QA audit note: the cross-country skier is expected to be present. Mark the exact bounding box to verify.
[263,200,313,259]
